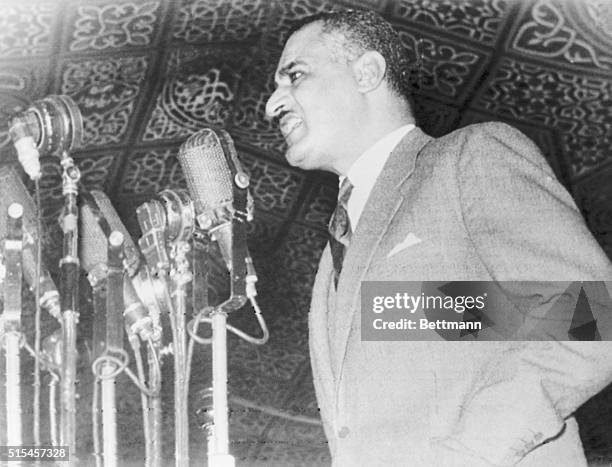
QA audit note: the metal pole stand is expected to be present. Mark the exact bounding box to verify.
[170,240,192,467]
[208,310,234,467]
[100,231,125,467]
[206,169,250,467]
[58,153,81,463]
[3,203,24,447]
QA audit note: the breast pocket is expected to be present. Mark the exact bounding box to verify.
[368,234,445,281]
[367,244,421,280]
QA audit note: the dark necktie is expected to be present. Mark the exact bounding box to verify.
[328,178,353,288]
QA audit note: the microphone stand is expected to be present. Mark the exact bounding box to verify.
[101,232,125,467]
[41,330,62,447]
[58,153,81,463]
[90,231,125,467]
[132,269,164,467]
[137,193,192,467]
[170,240,192,467]
[208,174,250,467]
[3,203,24,448]
[147,340,162,467]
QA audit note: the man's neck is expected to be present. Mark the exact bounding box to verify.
[336,116,415,176]
[342,123,415,229]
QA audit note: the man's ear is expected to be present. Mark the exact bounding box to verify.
[352,50,387,93]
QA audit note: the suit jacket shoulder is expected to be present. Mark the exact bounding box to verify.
[422,122,553,175]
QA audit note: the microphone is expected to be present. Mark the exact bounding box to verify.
[136,189,195,275]
[178,130,267,467]
[177,128,254,275]
[80,190,140,283]
[8,95,83,180]
[0,166,61,320]
[136,199,171,275]
[80,190,163,341]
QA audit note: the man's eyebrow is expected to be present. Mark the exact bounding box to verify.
[277,60,305,78]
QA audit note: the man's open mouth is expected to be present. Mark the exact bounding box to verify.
[280,115,303,139]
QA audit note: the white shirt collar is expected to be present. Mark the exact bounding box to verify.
[340,124,415,229]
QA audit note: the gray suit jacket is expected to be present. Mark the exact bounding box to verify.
[309,123,612,466]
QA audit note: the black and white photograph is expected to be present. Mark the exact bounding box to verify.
[0,0,611,466]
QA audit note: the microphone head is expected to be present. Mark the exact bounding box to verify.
[80,190,140,278]
[23,95,83,156]
[178,128,249,230]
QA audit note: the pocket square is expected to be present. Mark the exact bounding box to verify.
[387,233,423,258]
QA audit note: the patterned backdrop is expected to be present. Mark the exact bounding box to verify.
[0,0,611,465]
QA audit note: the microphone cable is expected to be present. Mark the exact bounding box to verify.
[90,339,162,467]
[130,333,151,467]
[184,293,270,394]
[21,336,61,445]
[90,348,129,467]
[186,296,270,346]
[126,331,162,467]
[48,371,60,446]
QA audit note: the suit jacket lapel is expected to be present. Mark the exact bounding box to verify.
[332,128,433,382]
[309,245,336,419]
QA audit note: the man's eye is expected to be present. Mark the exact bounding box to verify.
[289,71,303,83]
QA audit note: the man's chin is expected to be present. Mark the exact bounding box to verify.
[285,147,330,172]
[285,147,308,168]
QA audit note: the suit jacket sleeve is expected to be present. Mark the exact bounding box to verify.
[438,122,612,465]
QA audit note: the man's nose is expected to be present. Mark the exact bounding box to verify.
[265,86,287,121]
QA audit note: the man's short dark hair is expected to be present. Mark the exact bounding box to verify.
[291,9,412,100]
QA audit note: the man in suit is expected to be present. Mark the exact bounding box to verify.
[265,9,612,466]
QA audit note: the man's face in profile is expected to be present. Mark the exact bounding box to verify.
[266,22,360,174]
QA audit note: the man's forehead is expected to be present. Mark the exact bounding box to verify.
[276,22,328,70]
